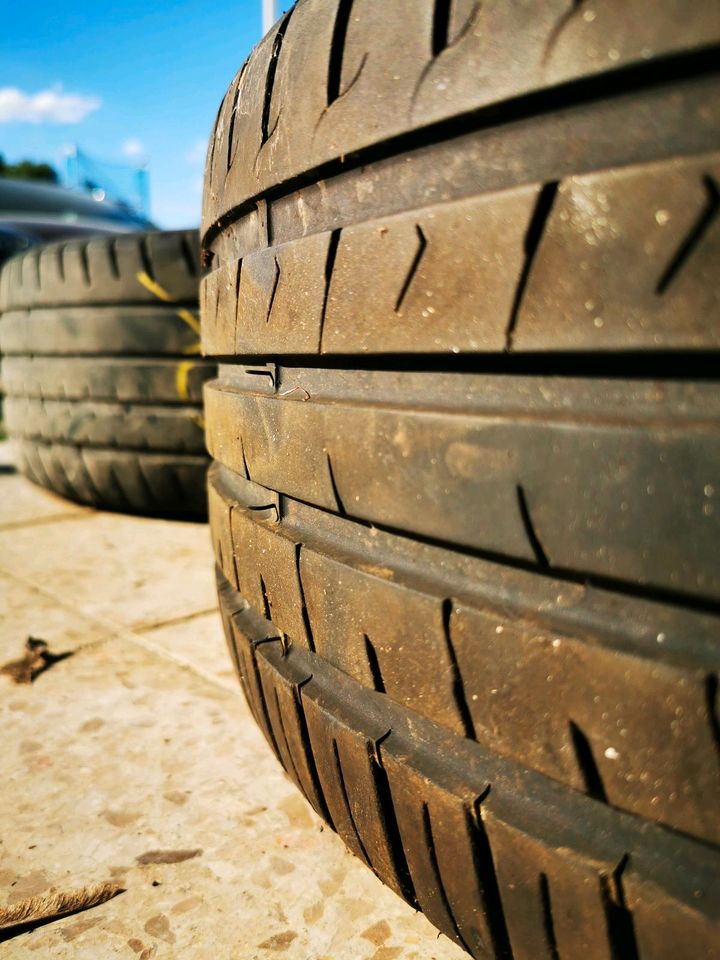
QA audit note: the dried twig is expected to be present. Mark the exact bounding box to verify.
[0,637,73,684]
[0,881,124,936]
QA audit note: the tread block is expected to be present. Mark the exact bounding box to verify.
[1,231,200,310]
[230,507,310,648]
[218,566,720,960]
[202,0,720,229]
[208,463,720,844]
[206,383,720,599]
[298,657,418,902]
[484,812,616,960]
[514,154,720,350]
[15,441,208,518]
[300,545,465,735]
[452,603,720,843]
[4,397,206,454]
[1,356,212,404]
[380,749,494,958]
[0,306,201,357]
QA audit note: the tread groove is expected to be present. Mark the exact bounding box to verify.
[655,173,719,294]
[325,452,346,515]
[394,224,428,313]
[441,599,477,740]
[226,82,242,173]
[600,854,640,960]
[77,450,107,505]
[539,872,561,960]
[52,453,79,500]
[543,0,587,64]
[319,228,342,351]
[469,796,515,960]
[259,573,273,622]
[516,484,550,568]
[233,258,243,352]
[56,245,66,283]
[139,236,154,282]
[274,687,303,787]
[294,681,336,828]
[295,544,317,653]
[332,738,372,865]
[249,643,284,761]
[705,673,720,758]
[135,458,159,507]
[431,0,451,57]
[261,8,295,146]
[106,463,134,510]
[327,0,356,106]
[78,243,91,287]
[505,181,559,351]
[364,634,386,694]
[30,447,55,492]
[107,238,120,280]
[240,436,252,480]
[569,719,609,803]
[372,741,418,907]
[266,257,281,323]
[179,234,198,277]
[421,801,473,954]
[266,198,274,247]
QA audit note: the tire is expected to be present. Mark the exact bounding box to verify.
[202,4,720,957]
[0,230,211,518]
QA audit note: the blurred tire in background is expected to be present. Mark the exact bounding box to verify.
[0,230,212,518]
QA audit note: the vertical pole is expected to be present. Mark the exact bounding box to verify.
[262,0,279,35]
[64,144,78,189]
[137,167,150,221]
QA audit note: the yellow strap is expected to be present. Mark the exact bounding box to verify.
[136,270,174,302]
[136,271,202,337]
[175,361,195,402]
[137,270,203,408]
[176,307,201,338]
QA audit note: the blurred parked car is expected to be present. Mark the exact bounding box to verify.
[0,177,154,266]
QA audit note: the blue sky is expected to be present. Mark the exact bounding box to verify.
[1,1,266,227]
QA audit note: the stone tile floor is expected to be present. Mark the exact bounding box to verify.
[0,442,464,960]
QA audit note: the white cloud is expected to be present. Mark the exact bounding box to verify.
[186,139,208,166]
[122,138,145,158]
[0,85,101,124]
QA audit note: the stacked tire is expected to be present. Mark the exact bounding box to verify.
[0,230,211,518]
[201,2,720,959]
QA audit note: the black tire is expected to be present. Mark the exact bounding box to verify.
[203,3,720,957]
[0,230,211,518]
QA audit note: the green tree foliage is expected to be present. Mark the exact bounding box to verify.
[0,154,59,184]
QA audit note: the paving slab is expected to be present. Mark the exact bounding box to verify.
[0,447,88,530]
[0,449,465,960]
[137,611,238,691]
[0,511,218,631]
[0,570,117,662]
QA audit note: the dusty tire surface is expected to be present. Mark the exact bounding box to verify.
[0,230,211,518]
[203,3,720,957]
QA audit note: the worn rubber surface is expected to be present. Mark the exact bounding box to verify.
[218,565,719,960]
[203,2,720,956]
[0,230,211,517]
